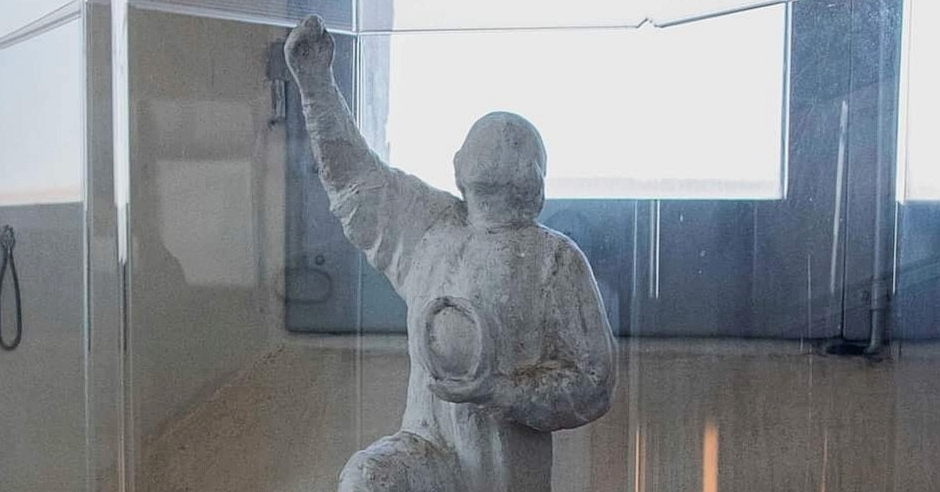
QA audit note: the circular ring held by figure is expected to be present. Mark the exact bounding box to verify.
[417,296,495,397]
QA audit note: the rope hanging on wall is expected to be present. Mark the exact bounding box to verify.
[0,225,23,351]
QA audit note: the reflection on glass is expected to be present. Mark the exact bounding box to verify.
[358,0,790,31]
[898,0,940,201]
[0,0,72,37]
[362,5,787,199]
[146,99,258,288]
[0,20,82,206]
[126,0,355,31]
[703,421,718,492]
[125,13,285,483]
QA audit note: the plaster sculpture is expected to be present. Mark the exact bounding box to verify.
[285,16,616,492]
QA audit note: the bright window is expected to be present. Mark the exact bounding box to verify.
[362,4,789,199]
[0,19,83,206]
[898,0,940,201]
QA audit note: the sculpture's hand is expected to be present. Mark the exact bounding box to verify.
[285,15,335,94]
[428,373,497,405]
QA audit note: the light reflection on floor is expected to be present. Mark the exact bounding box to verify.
[137,337,940,492]
[703,421,718,492]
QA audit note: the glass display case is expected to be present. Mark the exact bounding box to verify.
[1,0,939,491]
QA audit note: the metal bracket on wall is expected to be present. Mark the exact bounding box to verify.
[0,225,23,351]
[267,41,289,125]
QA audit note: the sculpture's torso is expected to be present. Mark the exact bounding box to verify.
[400,217,564,491]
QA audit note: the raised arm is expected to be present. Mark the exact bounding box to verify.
[284,16,458,290]
[285,15,379,196]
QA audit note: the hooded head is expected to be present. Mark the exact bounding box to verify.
[453,112,547,227]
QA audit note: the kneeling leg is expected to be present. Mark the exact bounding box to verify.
[338,431,460,492]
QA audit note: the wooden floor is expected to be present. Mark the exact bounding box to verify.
[136,337,940,492]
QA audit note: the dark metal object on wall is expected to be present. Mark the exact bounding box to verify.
[0,225,23,351]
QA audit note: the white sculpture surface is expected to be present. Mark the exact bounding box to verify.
[285,16,616,492]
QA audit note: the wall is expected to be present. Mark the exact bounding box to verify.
[0,204,86,492]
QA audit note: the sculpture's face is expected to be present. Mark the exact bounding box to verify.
[454,112,547,223]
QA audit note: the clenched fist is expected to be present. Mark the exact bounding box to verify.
[285,15,335,94]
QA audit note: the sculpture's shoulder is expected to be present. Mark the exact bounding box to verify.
[534,224,593,276]
[533,223,610,333]
[387,166,465,228]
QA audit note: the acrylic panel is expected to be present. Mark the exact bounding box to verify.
[95,1,940,491]
[124,10,286,472]
[0,16,89,492]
